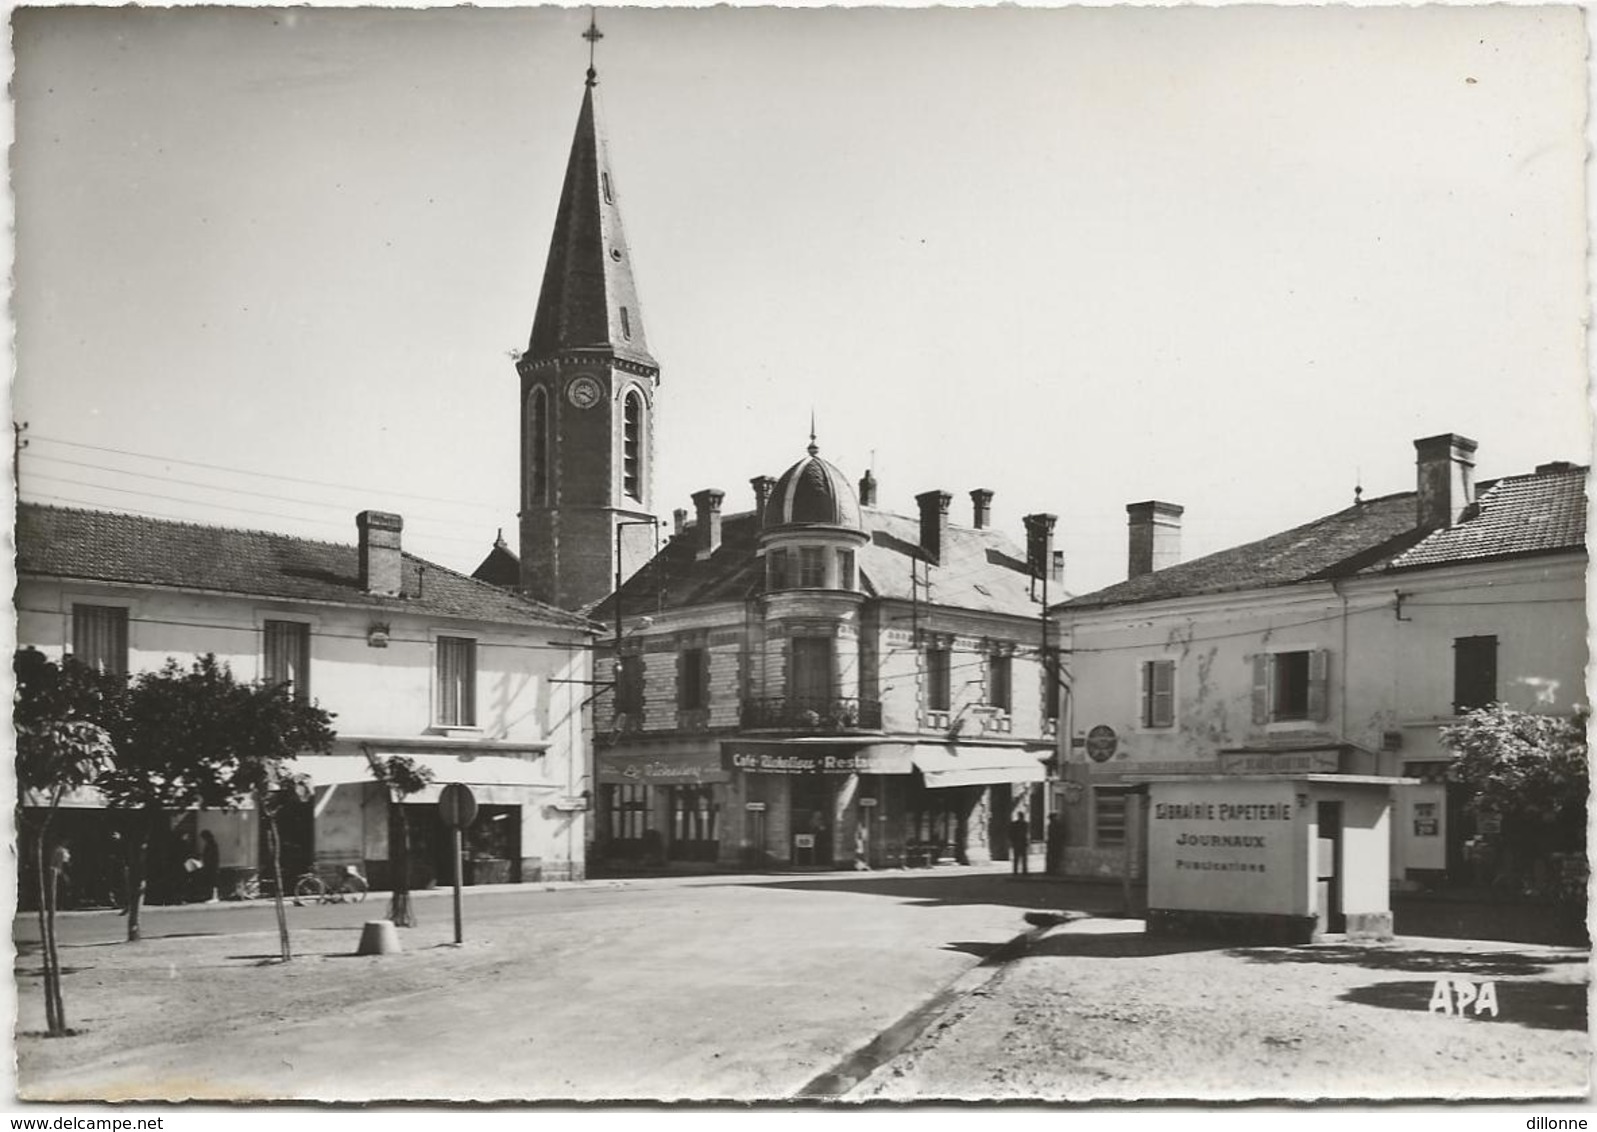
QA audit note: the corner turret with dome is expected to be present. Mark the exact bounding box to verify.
[760,431,870,596]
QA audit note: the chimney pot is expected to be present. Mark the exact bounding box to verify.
[915,490,952,564]
[357,510,404,597]
[750,476,776,529]
[970,488,994,530]
[673,508,689,537]
[1126,501,1183,578]
[1414,433,1477,530]
[858,469,878,508]
[691,488,725,559]
[1023,513,1058,583]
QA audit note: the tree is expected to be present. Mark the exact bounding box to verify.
[363,749,435,927]
[94,655,304,942]
[231,679,335,961]
[14,649,121,1035]
[1441,704,1589,894]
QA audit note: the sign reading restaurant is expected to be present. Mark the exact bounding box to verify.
[721,742,913,776]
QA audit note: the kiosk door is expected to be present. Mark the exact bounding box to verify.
[1316,802,1345,935]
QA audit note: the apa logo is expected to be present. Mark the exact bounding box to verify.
[1428,979,1500,1018]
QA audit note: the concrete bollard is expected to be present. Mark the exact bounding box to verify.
[356,919,402,956]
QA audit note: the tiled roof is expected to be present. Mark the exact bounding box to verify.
[1058,492,1425,612]
[595,507,1052,622]
[471,537,523,591]
[1384,465,1587,570]
[1059,463,1588,613]
[17,504,596,632]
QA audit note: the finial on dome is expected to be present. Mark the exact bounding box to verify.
[583,8,603,86]
[807,411,818,457]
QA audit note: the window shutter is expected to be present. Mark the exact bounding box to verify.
[676,650,686,709]
[699,648,712,709]
[1250,654,1270,724]
[1152,661,1174,728]
[1307,649,1330,722]
[1137,661,1150,728]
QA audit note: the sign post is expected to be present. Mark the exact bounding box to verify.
[438,783,478,945]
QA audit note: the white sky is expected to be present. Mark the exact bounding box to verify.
[11,3,1591,597]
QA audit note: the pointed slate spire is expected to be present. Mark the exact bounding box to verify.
[527,16,657,371]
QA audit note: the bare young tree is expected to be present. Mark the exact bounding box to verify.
[363,749,435,927]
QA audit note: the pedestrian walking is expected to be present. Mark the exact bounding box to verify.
[199,830,221,904]
[1008,812,1030,876]
[1045,811,1065,875]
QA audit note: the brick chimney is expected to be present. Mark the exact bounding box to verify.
[750,476,776,529]
[1023,512,1057,580]
[357,510,404,597]
[858,469,878,507]
[916,490,951,564]
[970,488,994,530]
[692,489,725,559]
[1414,433,1477,530]
[1127,501,1183,578]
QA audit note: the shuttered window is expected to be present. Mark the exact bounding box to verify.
[264,620,311,699]
[436,636,477,727]
[988,653,1012,713]
[678,647,710,711]
[622,391,643,500]
[71,605,128,675]
[1140,660,1174,728]
[927,646,952,712]
[1453,636,1498,714]
[1251,650,1330,724]
[1094,788,1128,848]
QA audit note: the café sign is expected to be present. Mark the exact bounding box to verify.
[722,743,912,776]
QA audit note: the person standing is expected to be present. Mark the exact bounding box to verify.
[199,830,221,904]
[1045,811,1065,875]
[1008,811,1030,877]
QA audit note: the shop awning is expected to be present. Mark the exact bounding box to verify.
[295,753,561,807]
[913,745,1049,789]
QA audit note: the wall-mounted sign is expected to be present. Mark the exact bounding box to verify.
[745,802,767,813]
[794,834,815,849]
[859,797,879,808]
[1085,725,1118,764]
[1413,802,1439,837]
[723,743,912,775]
[1219,749,1340,776]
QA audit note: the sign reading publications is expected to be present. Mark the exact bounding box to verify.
[1146,780,1299,914]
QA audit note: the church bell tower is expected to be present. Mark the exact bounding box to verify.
[516,15,660,610]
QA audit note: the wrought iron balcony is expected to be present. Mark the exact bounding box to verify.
[740,695,883,733]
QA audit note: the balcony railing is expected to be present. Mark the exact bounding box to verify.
[740,695,883,733]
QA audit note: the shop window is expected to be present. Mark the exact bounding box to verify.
[71,604,128,675]
[667,784,720,861]
[604,782,653,842]
[767,548,790,592]
[927,646,952,712]
[798,546,826,588]
[837,548,856,591]
[988,653,1012,713]
[1140,659,1174,728]
[1453,635,1498,714]
[1251,649,1329,724]
[436,636,477,727]
[1094,788,1128,848]
[264,620,311,699]
[678,647,710,711]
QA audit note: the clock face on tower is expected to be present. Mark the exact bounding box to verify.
[566,375,604,410]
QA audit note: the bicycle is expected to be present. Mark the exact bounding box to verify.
[292,865,369,906]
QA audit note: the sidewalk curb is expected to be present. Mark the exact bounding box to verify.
[793,912,1073,1100]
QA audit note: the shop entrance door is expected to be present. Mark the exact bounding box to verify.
[1315,801,1345,935]
[790,775,834,867]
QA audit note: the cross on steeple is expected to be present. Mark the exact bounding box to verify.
[583,9,604,84]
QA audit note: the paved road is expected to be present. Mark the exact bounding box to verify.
[18,866,1096,1102]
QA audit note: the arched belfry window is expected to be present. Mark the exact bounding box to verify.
[622,390,643,502]
[528,386,550,504]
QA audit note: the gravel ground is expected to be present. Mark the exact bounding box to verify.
[856,918,1591,1103]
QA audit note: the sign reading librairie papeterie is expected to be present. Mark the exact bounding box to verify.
[1146,780,1299,914]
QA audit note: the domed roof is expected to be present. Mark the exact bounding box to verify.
[765,441,863,531]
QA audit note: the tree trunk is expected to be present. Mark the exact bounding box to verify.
[389,802,415,928]
[266,813,292,962]
[44,847,66,1033]
[32,818,61,1035]
[125,810,157,943]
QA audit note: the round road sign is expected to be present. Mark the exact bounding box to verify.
[439,782,479,829]
[1085,725,1119,764]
